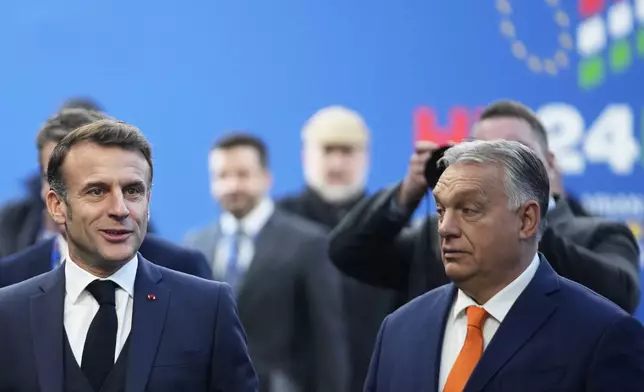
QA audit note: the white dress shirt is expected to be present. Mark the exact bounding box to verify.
[212,198,274,278]
[438,253,540,391]
[63,255,138,366]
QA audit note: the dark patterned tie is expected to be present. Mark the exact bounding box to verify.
[81,280,118,392]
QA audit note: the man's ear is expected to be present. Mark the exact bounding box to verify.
[264,169,273,191]
[146,186,151,220]
[46,190,68,225]
[518,200,540,240]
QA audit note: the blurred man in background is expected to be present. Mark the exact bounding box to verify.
[279,106,369,226]
[59,96,104,112]
[330,100,641,314]
[278,106,397,392]
[185,133,349,392]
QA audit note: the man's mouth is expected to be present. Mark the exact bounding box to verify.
[442,249,467,259]
[99,229,133,242]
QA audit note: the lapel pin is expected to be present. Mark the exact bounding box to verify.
[147,294,156,301]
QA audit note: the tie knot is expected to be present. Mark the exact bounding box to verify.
[86,280,117,306]
[466,306,488,329]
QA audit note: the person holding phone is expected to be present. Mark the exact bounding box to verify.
[328,100,640,313]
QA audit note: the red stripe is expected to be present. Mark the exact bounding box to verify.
[579,0,605,18]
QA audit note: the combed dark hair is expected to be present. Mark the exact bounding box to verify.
[37,108,110,152]
[479,100,549,154]
[60,96,104,112]
[211,132,269,168]
[47,119,153,198]
[439,139,550,238]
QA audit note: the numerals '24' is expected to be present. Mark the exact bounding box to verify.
[537,104,641,175]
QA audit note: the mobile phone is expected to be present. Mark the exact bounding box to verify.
[424,145,452,188]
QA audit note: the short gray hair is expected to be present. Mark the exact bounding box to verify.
[437,139,550,237]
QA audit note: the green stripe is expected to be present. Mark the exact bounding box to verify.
[578,56,604,89]
[610,39,631,73]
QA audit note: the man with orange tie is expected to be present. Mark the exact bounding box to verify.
[363,140,644,392]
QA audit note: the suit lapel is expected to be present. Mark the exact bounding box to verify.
[125,256,170,392]
[465,257,560,392]
[236,214,279,307]
[31,265,66,392]
[423,285,457,392]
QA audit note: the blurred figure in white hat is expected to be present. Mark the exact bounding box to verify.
[278,105,397,392]
[280,105,370,224]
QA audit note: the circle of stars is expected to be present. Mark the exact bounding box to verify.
[496,0,573,76]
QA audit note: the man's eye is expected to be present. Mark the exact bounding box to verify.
[462,208,479,216]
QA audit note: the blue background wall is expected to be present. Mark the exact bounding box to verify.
[1,0,642,311]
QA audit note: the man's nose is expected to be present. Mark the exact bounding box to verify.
[223,177,243,193]
[107,192,130,220]
[327,152,348,167]
[437,210,461,238]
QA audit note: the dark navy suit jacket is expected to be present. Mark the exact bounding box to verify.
[0,233,212,287]
[364,256,644,392]
[0,256,259,392]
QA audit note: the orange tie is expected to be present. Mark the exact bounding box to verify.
[443,306,489,392]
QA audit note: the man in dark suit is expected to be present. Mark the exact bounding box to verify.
[184,133,349,392]
[0,119,257,391]
[365,139,644,391]
[330,100,640,313]
[276,106,397,392]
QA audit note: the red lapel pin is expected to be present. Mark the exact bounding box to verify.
[147,294,156,301]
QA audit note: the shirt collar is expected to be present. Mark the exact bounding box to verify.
[452,253,540,323]
[56,234,69,265]
[220,198,274,237]
[64,253,138,305]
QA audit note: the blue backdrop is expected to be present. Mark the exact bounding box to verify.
[0,0,642,314]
